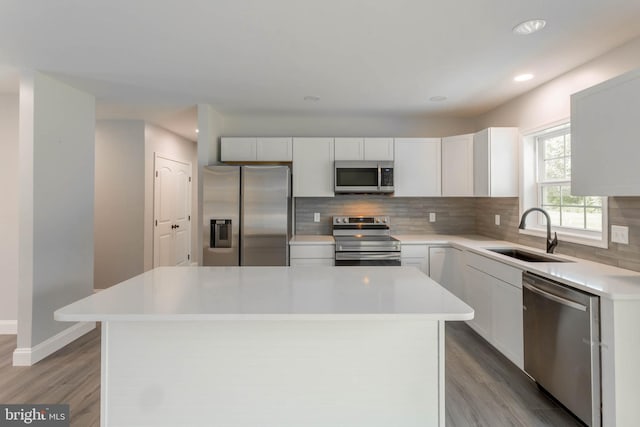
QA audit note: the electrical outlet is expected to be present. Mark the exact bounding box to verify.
[495,214,500,226]
[313,213,320,223]
[429,212,436,223]
[611,225,629,244]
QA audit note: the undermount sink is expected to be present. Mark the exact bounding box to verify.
[487,248,574,263]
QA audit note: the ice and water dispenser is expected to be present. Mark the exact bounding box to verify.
[210,219,232,248]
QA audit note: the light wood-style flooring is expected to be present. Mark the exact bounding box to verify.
[0,323,582,426]
[0,326,100,427]
[446,322,583,426]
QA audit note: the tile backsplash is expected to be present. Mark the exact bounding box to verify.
[295,195,640,272]
[476,197,640,272]
[295,195,477,235]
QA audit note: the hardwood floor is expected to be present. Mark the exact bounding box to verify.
[0,322,582,427]
[0,327,101,427]
[446,322,583,426]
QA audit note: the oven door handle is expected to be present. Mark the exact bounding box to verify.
[335,252,401,261]
[336,246,400,252]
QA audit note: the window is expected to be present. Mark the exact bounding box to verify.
[521,122,607,247]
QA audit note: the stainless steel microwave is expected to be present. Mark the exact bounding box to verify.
[334,161,394,193]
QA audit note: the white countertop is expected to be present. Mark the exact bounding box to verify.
[394,234,640,299]
[54,266,474,322]
[290,234,640,300]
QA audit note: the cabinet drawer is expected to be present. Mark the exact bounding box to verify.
[290,258,334,266]
[401,244,429,258]
[465,251,522,287]
[290,245,335,259]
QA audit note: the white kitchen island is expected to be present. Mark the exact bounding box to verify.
[55,266,473,427]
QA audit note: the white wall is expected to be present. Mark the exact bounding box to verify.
[15,71,95,364]
[476,36,640,132]
[144,124,198,270]
[222,113,475,138]
[197,104,225,265]
[0,95,19,332]
[95,120,145,288]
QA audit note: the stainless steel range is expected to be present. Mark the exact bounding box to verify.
[332,216,401,266]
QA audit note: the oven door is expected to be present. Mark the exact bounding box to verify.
[335,251,401,266]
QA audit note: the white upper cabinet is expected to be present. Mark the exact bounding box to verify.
[256,137,293,161]
[394,138,441,197]
[334,138,364,160]
[221,137,293,162]
[334,138,394,161]
[473,127,519,197]
[364,138,394,160]
[292,138,334,197]
[571,69,640,196]
[221,137,257,161]
[442,134,474,196]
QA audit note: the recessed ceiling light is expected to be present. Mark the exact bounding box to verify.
[429,96,447,102]
[304,95,320,102]
[514,73,534,82]
[512,19,546,35]
[195,128,199,133]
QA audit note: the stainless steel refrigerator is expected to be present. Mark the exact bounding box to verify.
[203,165,291,266]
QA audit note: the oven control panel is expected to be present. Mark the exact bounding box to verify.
[332,216,389,225]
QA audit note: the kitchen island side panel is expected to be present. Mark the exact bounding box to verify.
[101,320,442,427]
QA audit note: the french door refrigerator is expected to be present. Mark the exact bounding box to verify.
[203,165,291,266]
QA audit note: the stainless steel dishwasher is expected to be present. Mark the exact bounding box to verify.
[522,272,601,427]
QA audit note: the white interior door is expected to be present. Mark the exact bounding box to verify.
[154,154,192,267]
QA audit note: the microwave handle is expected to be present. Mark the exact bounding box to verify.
[377,164,381,191]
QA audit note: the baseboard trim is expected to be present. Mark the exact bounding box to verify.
[12,321,96,366]
[0,320,17,335]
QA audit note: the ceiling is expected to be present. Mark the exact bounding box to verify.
[1,0,640,140]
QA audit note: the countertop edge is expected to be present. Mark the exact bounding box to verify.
[55,312,474,322]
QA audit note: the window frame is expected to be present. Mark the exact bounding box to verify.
[520,120,608,249]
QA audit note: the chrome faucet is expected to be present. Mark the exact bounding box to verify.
[518,207,558,254]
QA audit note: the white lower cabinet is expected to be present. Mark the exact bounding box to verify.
[463,252,524,369]
[400,244,429,274]
[428,246,464,298]
[464,265,493,340]
[289,244,335,266]
[491,278,524,367]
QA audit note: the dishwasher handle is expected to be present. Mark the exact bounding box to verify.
[523,282,587,312]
